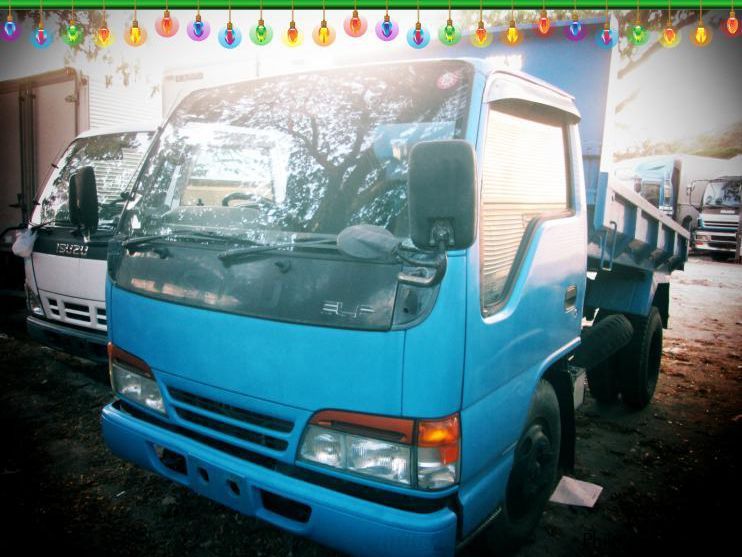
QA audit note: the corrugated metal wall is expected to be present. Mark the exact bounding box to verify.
[88,76,161,130]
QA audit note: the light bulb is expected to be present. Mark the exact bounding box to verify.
[445,21,455,42]
[188,13,210,41]
[570,19,581,37]
[475,23,486,43]
[407,22,429,48]
[344,9,367,37]
[632,24,644,42]
[129,21,141,44]
[439,18,460,45]
[381,17,393,37]
[4,17,15,38]
[313,20,335,46]
[663,26,676,43]
[375,14,398,41]
[283,21,302,47]
[156,9,179,38]
[726,10,739,35]
[601,27,612,45]
[67,22,78,40]
[414,25,423,45]
[124,18,149,47]
[162,12,172,33]
[506,20,519,45]
[63,19,84,46]
[537,10,550,35]
[193,17,204,37]
[695,23,708,45]
[250,18,273,45]
[30,21,51,48]
[218,21,242,48]
[98,24,110,42]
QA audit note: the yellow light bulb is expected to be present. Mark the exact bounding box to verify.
[695,23,707,45]
[506,20,519,45]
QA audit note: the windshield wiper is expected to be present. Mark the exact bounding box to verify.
[218,237,337,263]
[123,230,263,253]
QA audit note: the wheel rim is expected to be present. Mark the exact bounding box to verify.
[506,421,557,521]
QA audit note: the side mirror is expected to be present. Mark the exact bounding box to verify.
[407,140,476,251]
[69,166,99,235]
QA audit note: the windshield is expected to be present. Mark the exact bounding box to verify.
[703,180,741,208]
[35,131,153,229]
[119,61,473,243]
[639,180,661,207]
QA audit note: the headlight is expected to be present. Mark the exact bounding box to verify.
[109,343,165,415]
[25,285,44,316]
[298,410,458,490]
[300,425,411,485]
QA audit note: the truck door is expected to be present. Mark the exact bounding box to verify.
[458,91,586,536]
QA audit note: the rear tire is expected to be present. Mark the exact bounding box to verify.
[618,307,663,409]
[584,311,631,403]
[482,380,561,554]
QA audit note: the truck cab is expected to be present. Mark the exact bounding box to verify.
[99,40,690,555]
[25,125,155,361]
[693,176,741,254]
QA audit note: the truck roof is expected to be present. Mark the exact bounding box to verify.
[75,123,158,139]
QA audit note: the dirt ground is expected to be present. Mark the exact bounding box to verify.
[0,256,740,556]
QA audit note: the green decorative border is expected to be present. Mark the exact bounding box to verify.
[5,2,735,10]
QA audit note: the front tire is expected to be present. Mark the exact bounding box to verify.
[482,380,561,553]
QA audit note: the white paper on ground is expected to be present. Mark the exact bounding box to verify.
[549,476,603,508]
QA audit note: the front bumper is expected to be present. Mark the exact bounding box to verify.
[27,315,108,362]
[101,402,458,557]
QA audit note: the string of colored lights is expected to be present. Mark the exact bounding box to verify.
[2,1,737,7]
[1,2,739,47]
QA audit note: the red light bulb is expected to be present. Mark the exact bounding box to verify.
[287,23,298,43]
[476,25,487,43]
[162,11,172,34]
[350,10,362,34]
[727,11,739,35]
[537,10,550,35]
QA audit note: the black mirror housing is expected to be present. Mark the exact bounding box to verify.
[407,140,477,251]
[69,166,99,234]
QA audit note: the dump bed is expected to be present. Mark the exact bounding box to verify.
[588,172,689,275]
[584,172,689,320]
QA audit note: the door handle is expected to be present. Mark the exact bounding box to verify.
[564,285,578,312]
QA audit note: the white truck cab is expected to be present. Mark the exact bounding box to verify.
[25,125,156,361]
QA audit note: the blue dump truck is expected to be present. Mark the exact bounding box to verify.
[91,21,688,557]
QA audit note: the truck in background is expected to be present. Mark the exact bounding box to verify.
[0,69,86,295]
[25,125,155,361]
[613,154,738,236]
[98,20,688,556]
[692,176,741,256]
[0,67,160,295]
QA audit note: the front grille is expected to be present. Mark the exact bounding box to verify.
[41,293,107,332]
[168,388,293,433]
[174,407,288,451]
[702,219,737,230]
[167,387,294,454]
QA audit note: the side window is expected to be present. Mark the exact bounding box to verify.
[480,105,570,312]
